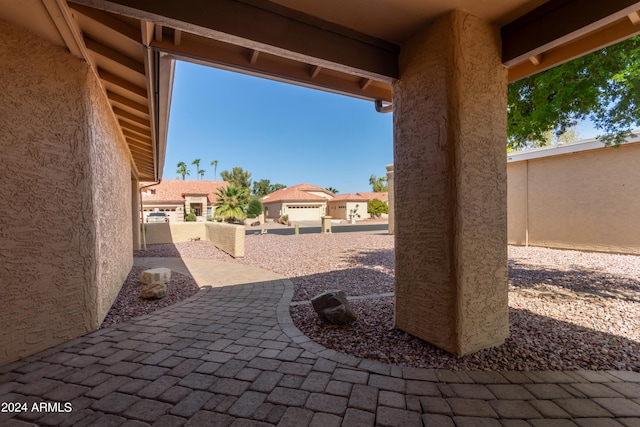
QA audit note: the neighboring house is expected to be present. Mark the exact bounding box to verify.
[260,183,334,221]
[261,183,389,221]
[141,180,227,222]
[327,193,368,220]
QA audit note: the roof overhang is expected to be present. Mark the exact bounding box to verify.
[3,0,640,181]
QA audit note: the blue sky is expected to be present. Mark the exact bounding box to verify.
[164,61,393,195]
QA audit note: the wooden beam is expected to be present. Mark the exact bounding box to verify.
[123,129,152,145]
[68,0,400,82]
[174,29,182,46]
[85,37,146,76]
[310,65,321,79]
[68,3,141,43]
[155,23,163,42]
[502,0,640,66]
[107,91,149,115]
[529,54,543,66]
[119,120,152,138]
[99,69,147,98]
[359,78,372,90]
[141,20,154,46]
[250,49,259,64]
[508,14,640,81]
[113,107,150,127]
[152,37,392,101]
[629,11,640,24]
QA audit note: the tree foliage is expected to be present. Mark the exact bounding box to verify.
[252,179,286,197]
[247,198,264,216]
[508,35,640,151]
[220,167,252,189]
[192,159,201,178]
[210,160,218,180]
[367,198,388,217]
[325,187,339,194]
[176,161,190,180]
[369,174,388,192]
[214,185,249,222]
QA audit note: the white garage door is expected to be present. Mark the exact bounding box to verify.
[286,205,323,221]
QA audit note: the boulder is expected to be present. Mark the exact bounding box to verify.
[141,282,167,299]
[311,290,356,325]
[141,268,171,286]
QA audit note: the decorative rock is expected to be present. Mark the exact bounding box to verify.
[141,268,171,286]
[141,282,167,299]
[311,290,356,325]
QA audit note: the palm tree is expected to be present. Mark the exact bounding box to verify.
[176,161,190,180]
[211,160,218,180]
[325,187,339,194]
[198,169,206,179]
[192,159,201,179]
[214,185,249,222]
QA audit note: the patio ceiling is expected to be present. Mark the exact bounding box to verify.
[2,0,640,181]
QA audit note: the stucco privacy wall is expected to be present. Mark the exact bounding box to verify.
[143,222,245,258]
[393,10,508,355]
[0,20,132,365]
[507,142,640,254]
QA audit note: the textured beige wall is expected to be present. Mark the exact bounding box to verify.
[508,144,640,254]
[144,223,208,244]
[507,162,528,245]
[386,164,395,235]
[143,222,245,258]
[0,19,133,364]
[206,223,245,258]
[393,10,508,355]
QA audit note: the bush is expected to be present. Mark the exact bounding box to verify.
[367,198,388,217]
[185,213,196,222]
[247,198,263,216]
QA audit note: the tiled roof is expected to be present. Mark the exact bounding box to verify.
[260,183,334,203]
[328,193,368,202]
[356,191,389,203]
[141,180,227,204]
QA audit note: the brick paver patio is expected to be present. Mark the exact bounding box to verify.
[1,257,639,426]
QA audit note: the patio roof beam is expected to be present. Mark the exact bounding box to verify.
[98,70,147,98]
[113,106,150,127]
[84,37,146,76]
[107,91,150,115]
[119,120,152,138]
[68,3,141,43]
[502,0,640,66]
[67,0,400,82]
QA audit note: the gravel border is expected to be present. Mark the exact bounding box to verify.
[128,235,640,371]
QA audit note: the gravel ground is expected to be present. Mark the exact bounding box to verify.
[131,235,640,371]
[100,266,199,329]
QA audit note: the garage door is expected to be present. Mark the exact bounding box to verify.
[286,205,323,221]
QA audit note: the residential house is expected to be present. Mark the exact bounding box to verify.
[260,183,334,221]
[141,180,227,222]
[326,193,368,220]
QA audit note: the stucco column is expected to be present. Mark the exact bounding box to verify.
[393,10,508,355]
[132,178,141,251]
[386,164,394,235]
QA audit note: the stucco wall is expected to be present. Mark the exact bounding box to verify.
[507,143,640,254]
[393,11,508,355]
[0,20,132,364]
[143,222,245,258]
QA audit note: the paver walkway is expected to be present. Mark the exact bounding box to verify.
[1,258,639,426]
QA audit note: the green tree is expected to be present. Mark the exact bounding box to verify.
[176,161,190,180]
[325,187,339,194]
[220,166,252,189]
[369,174,388,192]
[214,185,249,222]
[211,160,218,179]
[508,35,640,151]
[247,197,264,217]
[192,159,201,179]
[252,179,287,197]
[198,169,206,179]
[367,198,388,217]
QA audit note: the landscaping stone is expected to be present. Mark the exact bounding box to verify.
[141,268,171,285]
[311,290,356,325]
[140,282,167,299]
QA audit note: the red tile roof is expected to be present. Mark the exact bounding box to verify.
[328,193,368,202]
[260,183,334,203]
[141,180,228,204]
[356,191,389,203]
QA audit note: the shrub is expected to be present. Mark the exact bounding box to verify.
[247,198,263,216]
[185,213,197,222]
[367,198,388,217]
